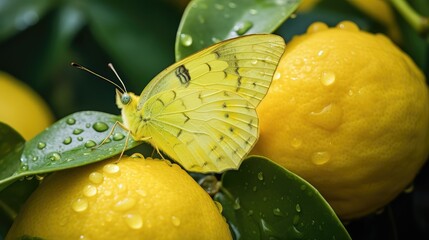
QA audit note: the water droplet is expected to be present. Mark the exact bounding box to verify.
[257,172,264,181]
[77,137,83,141]
[273,72,281,80]
[123,213,143,229]
[103,163,120,174]
[295,204,302,213]
[72,198,88,212]
[252,186,257,192]
[233,198,241,210]
[308,103,343,130]
[336,21,360,31]
[404,184,414,193]
[291,138,302,149]
[273,208,283,216]
[234,20,253,35]
[136,189,147,197]
[247,210,254,216]
[211,37,221,43]
[131,153,144,159]
[214,4,224,10]
[112,132,125,141]
[317,50,326,57]
[63,137,72,145]
[114,198,136,211]
[35,174,45,181]
[84,140,97,148]
[20,163,28,171]
[93,122,109,132]
[320,71,336,86]
[85,123,91,128]
[117,183,127,192]
[214,201,223,213]
[66,118,76,125]
[180,33,193,47]
[48,152,61,161]
[300,185,307,191]
[37,142,46,150]
[249,8,258,15]
[311,151,330,165]
[171,216,181,226]
[306,22,329,34]
[198,175,220,195]
[73,128,84,135]
[31,156,39,162]
[228,2,237,8]
[83,184,97,197]
[251,59,258,65]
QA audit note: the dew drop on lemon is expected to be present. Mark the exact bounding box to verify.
[306,22,328,34]
[88,172,104,184]
[320,71,336,86]
[83,184,97,197]
[311,151,331,165]
[72,198,88,212]
[291,138,302,149]
[171,216,181,226]
[114,198,137,211]
[123,213,143,229]
[336,21,360,31]
[103,163,120,174]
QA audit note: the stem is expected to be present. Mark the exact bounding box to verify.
[390,0,429,35]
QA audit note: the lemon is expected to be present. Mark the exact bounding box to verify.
[251,21,429,219]
[6,155,232,239]
[0,72,54,140]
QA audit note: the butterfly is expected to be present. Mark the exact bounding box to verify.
[77,34,285,173]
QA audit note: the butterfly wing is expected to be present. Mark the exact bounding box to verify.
[138,34,285,109]
[138,89,258,172]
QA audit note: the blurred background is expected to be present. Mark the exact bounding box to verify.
[0,0,428,239]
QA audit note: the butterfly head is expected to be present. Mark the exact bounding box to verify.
[116,89,138,109]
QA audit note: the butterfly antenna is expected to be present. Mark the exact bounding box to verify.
[71,62,126,93]
[108,63,128,93]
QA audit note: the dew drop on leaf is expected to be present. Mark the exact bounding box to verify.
[66,118,76,125]
[92,122,109,132]
[180,33,193,47]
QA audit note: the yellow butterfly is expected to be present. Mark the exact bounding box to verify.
[78,34,285,173]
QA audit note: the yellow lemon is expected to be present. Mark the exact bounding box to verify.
[6,155,232,239]
[0,72,54,140]
[251,21,429,220]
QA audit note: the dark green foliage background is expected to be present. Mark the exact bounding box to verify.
[0,0,428,239]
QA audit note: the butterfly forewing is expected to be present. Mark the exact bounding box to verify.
[138,34,285,108]
[139,89,259,172]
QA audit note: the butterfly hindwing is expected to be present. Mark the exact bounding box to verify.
[138,89,258,172]
[138,34,285,109]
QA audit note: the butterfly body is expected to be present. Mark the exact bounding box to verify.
[116,34,285,173]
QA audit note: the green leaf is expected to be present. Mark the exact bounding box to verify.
[84,0,180,90]
[0,0,55,42]
[175,0,301,60]
[0,111,142,190]
[215,156,351,240]
[0,122,26,190]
